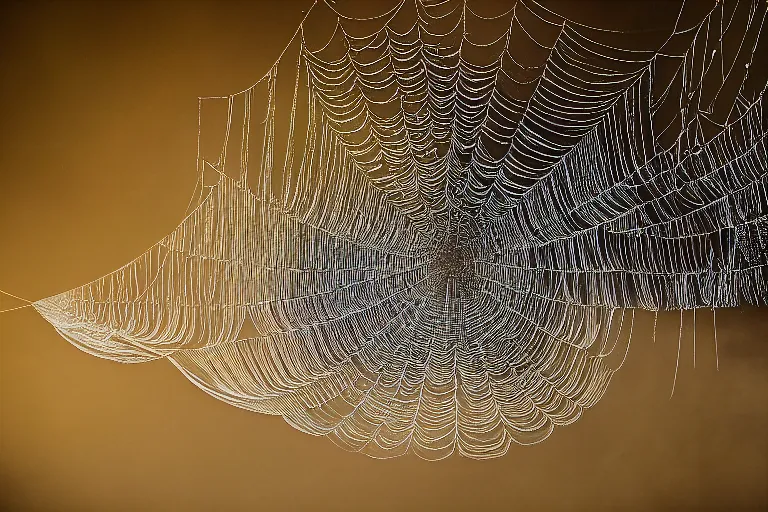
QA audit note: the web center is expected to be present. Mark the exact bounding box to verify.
[428,242,476,296]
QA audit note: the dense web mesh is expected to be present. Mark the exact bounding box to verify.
[23,0,768,459]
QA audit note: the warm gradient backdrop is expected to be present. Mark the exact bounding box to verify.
[1,1,767,511]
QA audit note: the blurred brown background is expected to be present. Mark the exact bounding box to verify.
[0,1,766,511]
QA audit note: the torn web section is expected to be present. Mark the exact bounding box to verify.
[190,95,235,210]
[651,0,767,152]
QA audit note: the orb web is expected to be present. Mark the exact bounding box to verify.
[16,0,768,459]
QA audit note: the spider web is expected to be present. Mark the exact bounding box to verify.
[26,0,768,459]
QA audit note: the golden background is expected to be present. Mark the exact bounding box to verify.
[0,1,766,510]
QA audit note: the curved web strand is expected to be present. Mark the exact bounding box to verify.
[23,0,768,460]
